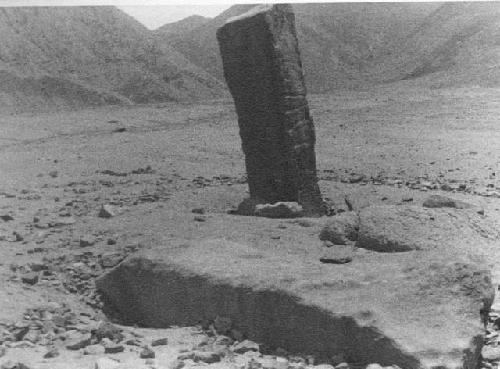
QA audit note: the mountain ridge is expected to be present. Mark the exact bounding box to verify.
[157,2,500,91]
[0,6,226,113]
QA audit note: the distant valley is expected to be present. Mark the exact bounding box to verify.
[1,3,499,113]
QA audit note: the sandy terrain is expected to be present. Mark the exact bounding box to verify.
[1,85,500,368]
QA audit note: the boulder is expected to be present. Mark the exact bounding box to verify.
[319,212,359,244]
[97,238,493,369]
[357,205,498,252]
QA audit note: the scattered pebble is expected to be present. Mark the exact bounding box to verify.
[151,337,168,346]
[140,346,155,359]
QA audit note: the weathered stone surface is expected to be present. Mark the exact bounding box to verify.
[357,205,499,252]
[232,340,260,354]
[98,204,116,218]
[101,338,125,354]
[217,4,324,216]
[319,245,354,264]
[481,345,500,361]
[94,321,123,342]
[94,357,120,369]
[319,212,359,245]
[422,195,472,209]
[140,346,155,359]
[97,238,493,369]
[254,202,303,219]
[65,330,91,350]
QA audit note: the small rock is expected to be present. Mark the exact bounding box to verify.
[107,238,117,245]
[194,215,206,222]
[23,329,40,343]
[319,245,354,264]
[194,351,221,364]
[124,338,141,346]
[12,232,24,242]
[43,347,59,358]
[319,212,359,244]
[192,208,205,214]
[232,340,260,354]
[50,217,76,227]
[0,347,5,358]
[100,253,125,269]
[140,346,155,359]
[29,262,47,272]
[255,202,303,219]
[95,321,123,342]
[482,345,500,361]
[349,174,365,184]
[169,360,185,369]
[84,344,105,355]
[151,337,168,346]
[214,335,233,346]
[365,364,383,369]
[101,338,124,354]
[422,195,472,209]
[98,205,116,219]
[401,196,413,203]
[335,364,349,369]
[21,272,39,285]
[0,215,14,222]
[440,184,453,191]
[94,357,121,369]
[48,171,59,178]
[65,330,91,350]
[80,235,96,247]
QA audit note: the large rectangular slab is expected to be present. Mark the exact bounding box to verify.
[216,5,324,216]
[96,238,492,369]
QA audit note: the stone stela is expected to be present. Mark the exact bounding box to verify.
[216,4,325,216]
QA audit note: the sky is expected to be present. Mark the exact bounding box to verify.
[0,0,457,30]
[117,5,232,29]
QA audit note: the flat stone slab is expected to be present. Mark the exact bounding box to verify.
[96,238,493,369]
[357,205,499,252]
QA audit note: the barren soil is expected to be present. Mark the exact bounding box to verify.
[1,85,500,368]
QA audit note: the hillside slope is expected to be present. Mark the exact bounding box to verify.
[371,2,500,87]
[158,2,500,91]
[155,15,210,37]
[0,6,225,113]
[155,3,440,92]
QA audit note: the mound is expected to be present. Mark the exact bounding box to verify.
[0,6,225,113]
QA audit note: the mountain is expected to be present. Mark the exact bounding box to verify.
[371,2,500,88]
[156,3,440,92]
[157,2,500,91]
[155,5,256,88]
[155,15,210,37]
[0,6,225,113]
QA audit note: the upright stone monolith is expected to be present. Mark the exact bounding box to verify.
[216,4,324,216]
